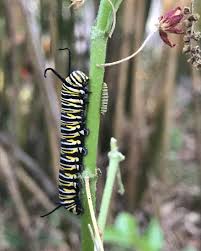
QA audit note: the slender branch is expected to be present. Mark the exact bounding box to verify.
[85,176,104,251]
[88,224,99,251]
[0,147,31,233]
[97,29,157,67]
[16,0,60,130]
[3,0,19,137]
[117,169,125,195]
[98,138,125,234]
[114,0,136,140]
[16,0,60,179]
[0,133,56,198]
[106,0,116,37]
[126,0,146,209]
[16,167,54,210]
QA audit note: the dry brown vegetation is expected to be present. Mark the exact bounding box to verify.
[0,0,200,250]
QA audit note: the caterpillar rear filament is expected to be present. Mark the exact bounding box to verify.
[41,48,89,217]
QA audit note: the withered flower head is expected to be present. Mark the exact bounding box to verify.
[158,7,184,47]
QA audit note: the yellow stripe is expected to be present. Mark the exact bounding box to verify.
[61,149,79,155]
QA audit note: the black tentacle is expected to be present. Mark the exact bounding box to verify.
[44,68,67,84]
[40,204,62,217]
[59,48,71,76]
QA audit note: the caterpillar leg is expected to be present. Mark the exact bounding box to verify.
[82,147,88,156]
[82,128,90,136]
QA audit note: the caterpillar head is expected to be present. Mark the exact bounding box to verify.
[67,71,89,87]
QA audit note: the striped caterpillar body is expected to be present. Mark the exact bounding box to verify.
[41,56,89,216]
[60,70,89,215]
[101,83,108,115]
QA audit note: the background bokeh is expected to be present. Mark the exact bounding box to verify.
[0,0,201,250]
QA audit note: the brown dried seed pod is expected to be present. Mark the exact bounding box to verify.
[186,27,192,35]
[192,61,201,68]
[196,63,201,69]
[197,59,201,66]
[194,14,200,21]
[184,19,193,28]
[183,45,191,54]
[187,56,196,64]
[188,14,200,22]
[183,35,191,43]
[182,8,201,69]
[191,46,200,54]
[192,32,201,41]
[183,7,191,15]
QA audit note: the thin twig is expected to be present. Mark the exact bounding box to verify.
[85,176,104,251]
[3,0,19,137]
[0,132,56,198]
[0,146,31,231]
[106,0,116,37]
[17,0,60,129]
[126,0,146,209]
[88,224,99,251]
[97,29,157,67]
[114,0,135,140]
[16,167,54,210]
[117,169,125,195]
[16,0,60,180]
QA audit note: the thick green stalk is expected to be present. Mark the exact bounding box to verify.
[81,1,123,251]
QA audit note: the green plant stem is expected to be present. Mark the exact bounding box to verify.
[81,1,123,251]
[98,138,125,234]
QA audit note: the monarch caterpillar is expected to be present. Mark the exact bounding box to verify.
[101,83,108,115]
[41,48,89,217]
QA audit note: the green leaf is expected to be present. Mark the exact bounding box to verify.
[144,219,164,251]
[182,247,198,251]
[104,212,139,248]
[114,212,139,236]
[104,227,134,248]
[105,214,164,251]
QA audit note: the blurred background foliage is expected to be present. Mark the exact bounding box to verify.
[0,0,201,250]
